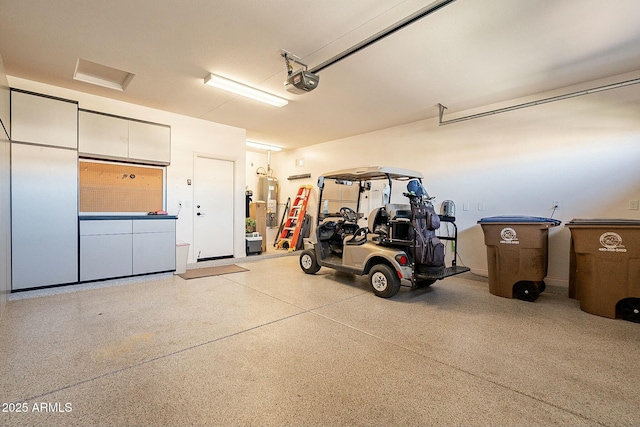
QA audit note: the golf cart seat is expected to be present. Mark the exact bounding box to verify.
[369,207,389,236]
[368,204,413,244]
[386,204,411,220]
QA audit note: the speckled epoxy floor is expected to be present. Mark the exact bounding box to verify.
[1,255,639,426]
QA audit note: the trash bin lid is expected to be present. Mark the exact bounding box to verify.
[566,218,640,227]
[478,216,561,226]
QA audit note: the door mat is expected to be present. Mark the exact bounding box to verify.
[178,265,249,280]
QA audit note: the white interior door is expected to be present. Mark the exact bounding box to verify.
[194,156,234,260]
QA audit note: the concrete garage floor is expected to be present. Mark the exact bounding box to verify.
[1,255,639,427]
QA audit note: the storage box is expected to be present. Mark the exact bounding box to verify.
[246,236,262,255]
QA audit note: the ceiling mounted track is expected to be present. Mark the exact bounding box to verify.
[438,76,640,126]
[309,0,456,74]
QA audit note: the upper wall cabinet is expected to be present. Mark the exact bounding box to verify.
[79,109,171,165]
[79,110,129,159]
[11,90,78,148]
[128,120,171,164]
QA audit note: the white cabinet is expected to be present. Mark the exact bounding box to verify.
[78,111,129,159]
[78,109,171,165]
[12,144,78,289]
[79,218,176,281]
[128,120,171,164]
[133,219,176,275]
[80,220,133,281]
[11,90,78,148]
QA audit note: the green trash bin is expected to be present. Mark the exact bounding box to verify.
[478,216,561,301]
[566,219,640,322]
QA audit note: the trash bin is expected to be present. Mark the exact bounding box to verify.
[175,241,190,275]
[566,219,640,322]
[246,235,262,255]
[478,216,561,301]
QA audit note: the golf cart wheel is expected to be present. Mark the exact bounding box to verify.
[369,264,401,298]
[616,298,640,323]
[299,250,320,274]
[513,281,540,302]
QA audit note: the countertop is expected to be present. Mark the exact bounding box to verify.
[79,215,178,220]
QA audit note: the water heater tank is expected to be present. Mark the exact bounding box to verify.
[258,176,279,228]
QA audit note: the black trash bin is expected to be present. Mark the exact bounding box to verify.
[478,216,561,301]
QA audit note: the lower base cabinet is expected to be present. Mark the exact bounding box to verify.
[133,219,176,275]
[80,217,176,282]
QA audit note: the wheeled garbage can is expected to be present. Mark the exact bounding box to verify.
[478,216,561,301]
[566,219,640,322]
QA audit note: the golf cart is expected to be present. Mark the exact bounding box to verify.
[299,166,470,298]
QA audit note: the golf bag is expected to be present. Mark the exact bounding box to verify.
[406,192,445,271]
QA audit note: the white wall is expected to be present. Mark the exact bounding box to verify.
[245,150,269,197]
[8,77,247,264]
[271,73,640,288]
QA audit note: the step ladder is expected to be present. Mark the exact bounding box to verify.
[276,185,312,252]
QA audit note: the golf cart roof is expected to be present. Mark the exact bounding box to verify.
[320,166,423,182]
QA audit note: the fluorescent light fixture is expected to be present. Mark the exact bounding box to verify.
[205,73,288,107]
[246,141,282,151]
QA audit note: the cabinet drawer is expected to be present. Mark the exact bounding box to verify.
[80,220,133,236]
[133,219,175,233]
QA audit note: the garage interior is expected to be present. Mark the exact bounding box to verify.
[0,1,639,426]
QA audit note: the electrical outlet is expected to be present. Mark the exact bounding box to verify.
[630,200,639,210]
[177,200,183,208]
[478,202,485,211]
[553,200,560,209]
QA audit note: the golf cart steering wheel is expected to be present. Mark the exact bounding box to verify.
[339,207,358,222]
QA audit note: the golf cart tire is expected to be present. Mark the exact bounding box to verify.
[299,250,321,274]
[369,264,401,298]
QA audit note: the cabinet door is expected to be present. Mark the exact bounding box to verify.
[128,120,171,165]
[80,219,133,281]
[80,234,133,281]
[11,91,78,148]
[133,232,176,274]
[132,219,175,274]
[79,111,129,159]
[11,144,78,289]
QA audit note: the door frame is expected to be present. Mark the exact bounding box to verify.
[193,153,238,260]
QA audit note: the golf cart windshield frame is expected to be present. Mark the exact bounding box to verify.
[316,166,424,225]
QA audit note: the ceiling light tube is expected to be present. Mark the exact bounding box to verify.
[205,73,288,107]
[246,141,282,151]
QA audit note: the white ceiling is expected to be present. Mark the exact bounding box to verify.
[1,0,640,150]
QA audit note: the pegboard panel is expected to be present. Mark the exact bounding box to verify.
[80,161,164,212]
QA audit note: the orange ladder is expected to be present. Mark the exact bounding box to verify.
[276,185,312,252]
